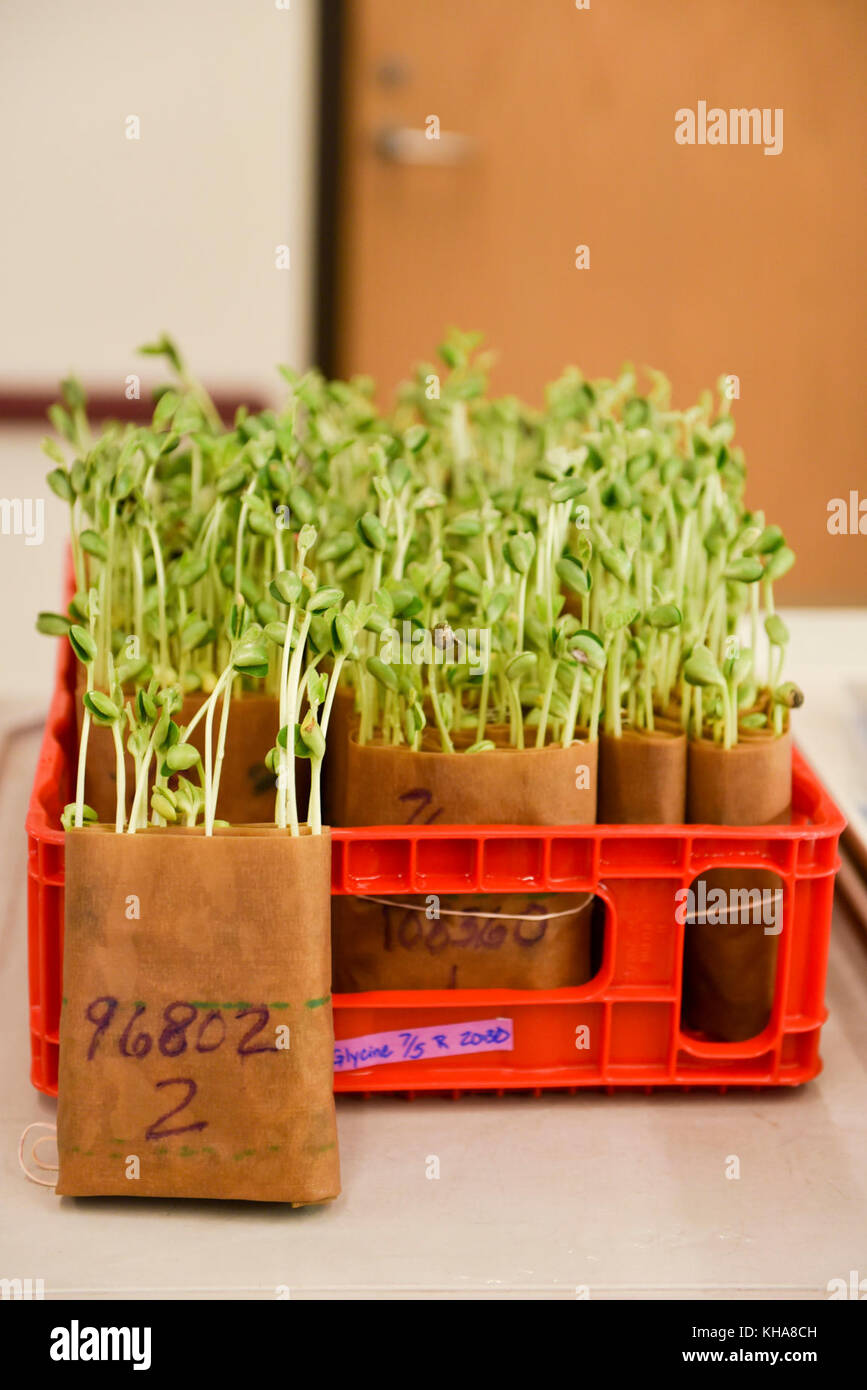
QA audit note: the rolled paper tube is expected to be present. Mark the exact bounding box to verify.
[320,683,481,821]
[332,892,594,991]
[76,667,297,824]
[682,730,792,1042]
[57,825,339,1204]
[598,720,687,824]
[338,734,598,827]
[681,883,783,1042]
[686,729,791,826]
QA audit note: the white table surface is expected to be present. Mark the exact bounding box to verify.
[2,615,866,1302]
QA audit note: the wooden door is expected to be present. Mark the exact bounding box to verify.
[328,0,866,603]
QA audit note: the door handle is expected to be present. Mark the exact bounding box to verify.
[374,126,477,166]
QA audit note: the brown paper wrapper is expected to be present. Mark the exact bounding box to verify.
[682,731,792,1042]
[76,668,306,824]
[332,892,593,991]
[681,885,783,1042]
[57,825,339,1204]
[321,689,502,822]
[598,720,687,824]
[686,728,792,826]
[338,735,598,827]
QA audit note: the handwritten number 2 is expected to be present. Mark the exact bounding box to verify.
[398,788,443,826]
[236,1006,278,1057]
[145,1077,207,1141]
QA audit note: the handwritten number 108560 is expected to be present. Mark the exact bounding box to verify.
[84,997,279,1061]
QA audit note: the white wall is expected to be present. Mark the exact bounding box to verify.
[0,0,318,701]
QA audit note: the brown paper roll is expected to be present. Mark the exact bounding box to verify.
[338,735,598,827]
[332,892,593,991]
[681,888,782,1042]
[321,688,494,821]
[57,825,339,1203]
[76,669,304,824]
[686,729,792,826]
[598,721,687,824]
[682,730,792,1042]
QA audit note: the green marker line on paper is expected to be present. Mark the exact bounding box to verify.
[305,994,331,1010]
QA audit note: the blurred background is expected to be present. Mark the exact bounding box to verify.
[0,0,864,703]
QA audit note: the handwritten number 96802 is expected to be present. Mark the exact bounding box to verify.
[84,997,279,1062]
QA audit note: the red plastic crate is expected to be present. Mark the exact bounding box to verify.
[26,635,845,1097]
